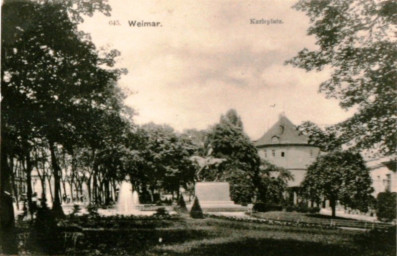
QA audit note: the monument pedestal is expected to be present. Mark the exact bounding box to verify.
[189,182,247,212]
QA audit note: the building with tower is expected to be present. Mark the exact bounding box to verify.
[254,114,321,204]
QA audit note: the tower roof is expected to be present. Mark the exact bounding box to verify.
[254,114,309,147]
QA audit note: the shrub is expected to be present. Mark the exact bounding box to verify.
[27,204,63,254]
[154,207,169,217]
[71,204,81,218]
[296,204,309,213]
[308,207,321,214]
[87,204,99,218]
[253,202,283,212]
[177,196,187,212]
[190,197,204,218]
[376,192,397,222]
[355,226,396,255]
[285,205,294,212]
[283,202,320,213]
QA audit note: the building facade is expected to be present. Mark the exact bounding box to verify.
[254,114,320,187]
[367,156,397,196]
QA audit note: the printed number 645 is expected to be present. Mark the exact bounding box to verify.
[109,20,120,26]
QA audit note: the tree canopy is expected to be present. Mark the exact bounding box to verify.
[302,151,374,217]
[2,0,128,215]
[204,109,291,204]
[297,121,344,152]
[288,0,397,156]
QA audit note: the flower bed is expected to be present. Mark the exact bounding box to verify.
[206,212,395,231]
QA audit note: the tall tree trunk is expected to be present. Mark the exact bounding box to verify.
[330,198,336,218]
[93,162,100,204]
[47,174,54,203]
[0,143,18,254]
[49,141,64,218]
[69,180,74,202]
[61,179,67,202]
[38,152,48,204]
[93,173,98,204]
[150,187,155,203]
[112,180,117,202]
[104,179,110,205]
[87,178,92,203]
[70,153,76,202]
[10,159,19,210]
[40,175,46,206]
[25,151,34,217]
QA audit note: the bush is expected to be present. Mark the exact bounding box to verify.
[284,205,320,213]
[253,202,283,212]
[355,226,396,255]
[154,207,169,217]
[176,196,187,212]
[376,192,397,222]
[70,204,81,218]
[296,204,309,213]
[308,207,321,214]
[190,197,204,218]
[87,204,99,218]
[285,205,294,212]
[27,204,64,254]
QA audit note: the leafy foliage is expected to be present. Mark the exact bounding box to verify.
[302,151,374,217]
[288,0,397,155]
[28,204,63,254]
[204,109,291,204]
[297,121,344,152]
[376,191,397,222]
[133,123,196,198]
[2,0,129,215]
[1,0,135,216]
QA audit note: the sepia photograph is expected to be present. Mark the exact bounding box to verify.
[1,0,396,255]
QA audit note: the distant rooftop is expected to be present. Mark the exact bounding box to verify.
[254,114,309,147]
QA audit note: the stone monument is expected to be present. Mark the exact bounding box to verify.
[192,182,247,212]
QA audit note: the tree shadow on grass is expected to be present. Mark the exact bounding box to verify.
[157,236,392,256]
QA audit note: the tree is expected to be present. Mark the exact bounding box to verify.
[135,123,196,201]
[376,192,396,222]
[297,121,344,152]
[302,151,373,218]
[287,0,397,156]
[2,0,127,217]
[205,109,291,204]
[220,109,244,130]
[257,160,292,205]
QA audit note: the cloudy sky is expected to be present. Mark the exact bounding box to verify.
[79,0,355,140]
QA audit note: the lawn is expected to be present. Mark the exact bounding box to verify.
[140,217,394,256]
[46,214,395,256]
[251,211,381,228]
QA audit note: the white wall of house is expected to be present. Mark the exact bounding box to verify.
[367,157,397,196]
[258,145,320,187]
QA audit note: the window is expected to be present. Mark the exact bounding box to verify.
[272,150,275,157]
[281,152,285,157]
[279,125,285,134]
[385,174,391,191]
[271,136,280,143]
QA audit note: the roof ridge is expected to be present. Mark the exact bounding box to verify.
[254,115,309,146]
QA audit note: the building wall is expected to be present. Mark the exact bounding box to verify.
[370,166,397,196]
[366,157,397,197]
[257,145,320,187]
